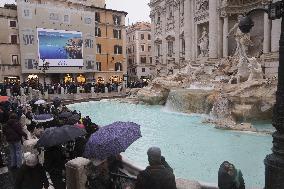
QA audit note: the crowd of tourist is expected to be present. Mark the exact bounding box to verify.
[0,93,245,189]
[0,80,148,97]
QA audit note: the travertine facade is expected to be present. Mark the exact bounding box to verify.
[149,0,279,77]
[0,5,21,83]
[126,22,153,82]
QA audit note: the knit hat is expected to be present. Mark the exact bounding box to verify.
[24,153,38,167]
[147,147,161,164]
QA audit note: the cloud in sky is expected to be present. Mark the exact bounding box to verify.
[0,0,151,24]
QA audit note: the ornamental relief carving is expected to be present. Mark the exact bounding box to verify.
[194,0,209,22]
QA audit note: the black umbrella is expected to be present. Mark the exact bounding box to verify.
[59,111,73,119]
[36,125,86,148]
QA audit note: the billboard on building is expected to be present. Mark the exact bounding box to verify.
[37,28,83,67]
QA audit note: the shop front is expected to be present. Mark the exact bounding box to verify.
[4,76,20,84]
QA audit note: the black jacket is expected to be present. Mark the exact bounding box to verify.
[15,164,49,189]
[3,119,27,143]
[135,165,177,189]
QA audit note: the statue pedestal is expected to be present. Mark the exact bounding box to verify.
[65,157,90,189]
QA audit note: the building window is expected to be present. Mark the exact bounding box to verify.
[128,58,133,65]
[168,41,174,57]
[155,42,162,56]
[23,9,31,18]
[113,29,122,39]
[141,34,144,40]
[150,57,152,64]
[86,60,94,69]
[10,35,17,44]
[97,44,102,54]
[148,34,151,40]
[180,0,185,16]
[141,45,145,52]
[12,55,19,65]
[49,13,59,21]
[84,17,92,24]
[95,27,101,37]
[96,62,102,71]
[25,59,34,69]
[140,57,146,64]
[63,15,70,23]
[133,35,135,40]
[23,34,34,45]
[113,15,121,25]
[156,12,161,24]
[114,45,122,54]
[142,68,146,72]
[9,20,17,27]
[95,12,100,22]
[85,39,94,48]
[115,62,122,71]
[181,37,185,55]
[148,45,151,52]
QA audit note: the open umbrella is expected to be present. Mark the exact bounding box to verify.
[34,99,46,105]
[36,125,87,148]
[84,121,141,160]
[59,111,73,119]
[32,114,54,123]
[0,96,9,103]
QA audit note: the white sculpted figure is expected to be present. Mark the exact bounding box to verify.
[229,56,250,84]
[198,27,209,57]
[247,57,264,81]
[228,15,253,60]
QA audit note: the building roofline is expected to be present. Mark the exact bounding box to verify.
[88,6,128,15]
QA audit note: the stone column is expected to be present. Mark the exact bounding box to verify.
[271,18,281,52]
[65,157,90,189]
[223,16,229,57]
[209,0,219,59]
[184,0,193,60]
[218,18,223,58]
[263,13,272,54]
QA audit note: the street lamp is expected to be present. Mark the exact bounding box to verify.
[239,1,284,188]
[34,59,50,91]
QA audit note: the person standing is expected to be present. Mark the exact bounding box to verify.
[15,153,49,189]
[44,146,66,189]
[135,147,176,189]
[3,113,27,169]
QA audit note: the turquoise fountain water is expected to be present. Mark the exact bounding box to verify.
[68,100,272,188]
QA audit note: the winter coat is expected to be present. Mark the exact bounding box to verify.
[15,164,49,189]
[135,165,177,189]
[3,119,27,143]
[44,146,66,172]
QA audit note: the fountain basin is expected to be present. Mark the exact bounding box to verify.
[68,101,272,188]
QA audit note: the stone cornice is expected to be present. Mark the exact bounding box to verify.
[219,0,267,17]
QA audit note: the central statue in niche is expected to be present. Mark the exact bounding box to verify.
[228,15,253,61]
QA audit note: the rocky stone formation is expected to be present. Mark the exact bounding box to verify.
[166,89,214,114]
[137,84,170,105]
[132,54,277,132]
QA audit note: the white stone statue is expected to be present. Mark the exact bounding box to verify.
[247,57,264,81]
[229,56,250,84]
[198,27,209,57]
[228,15,253,60]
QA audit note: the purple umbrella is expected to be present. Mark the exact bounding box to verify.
[84,121,142,160]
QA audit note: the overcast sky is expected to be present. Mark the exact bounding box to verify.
[0,0,151,24]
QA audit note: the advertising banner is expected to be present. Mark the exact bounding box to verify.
[37,28,83,67]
